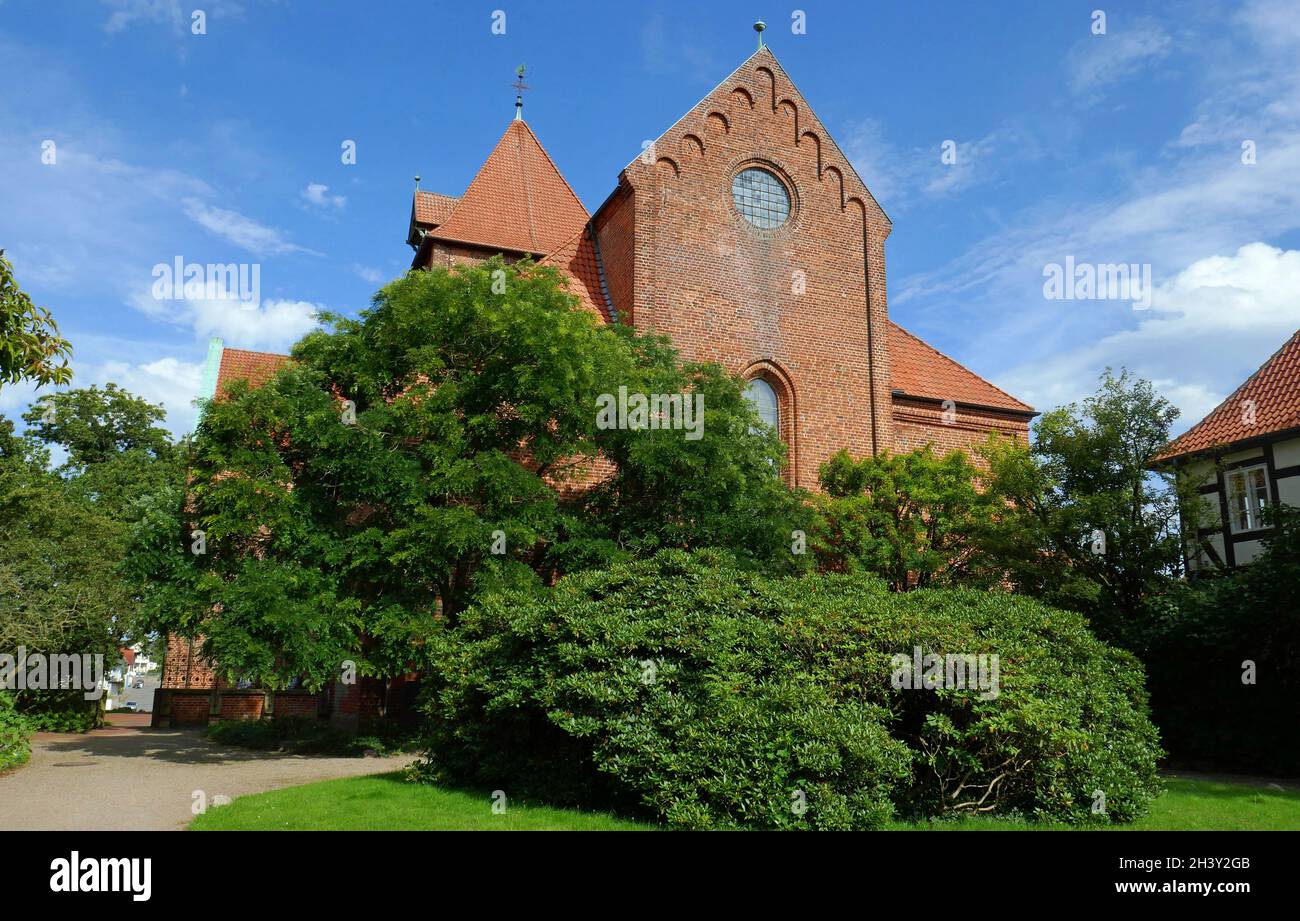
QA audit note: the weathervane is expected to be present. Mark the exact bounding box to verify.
[512,64,529,120]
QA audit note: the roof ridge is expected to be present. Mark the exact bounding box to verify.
[222,346,292,360]
[622,46,769,173]
[433,122,515,235]
[1157,326,1300,459]
[513,120,588,225]
[889,320,1033,411]
[431,120,588,255]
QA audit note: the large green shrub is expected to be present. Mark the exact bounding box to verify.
[782,579,1164,822]
[0,691,31,772]
[416,550,1163,828]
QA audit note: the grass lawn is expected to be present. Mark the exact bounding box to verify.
[189,772,654,831]
[190,772,1299,831]
[889,775,1300,831]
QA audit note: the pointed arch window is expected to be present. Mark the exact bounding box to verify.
[745,377,780,433]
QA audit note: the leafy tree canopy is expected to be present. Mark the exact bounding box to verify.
[134,259,805,689]
[981,369,1189,648]
[0,250,72,389]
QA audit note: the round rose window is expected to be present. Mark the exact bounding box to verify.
[732,167,791,229]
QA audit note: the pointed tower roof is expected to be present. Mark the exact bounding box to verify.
[428,120,589,256]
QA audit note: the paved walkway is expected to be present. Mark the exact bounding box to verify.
[0,726,417,830]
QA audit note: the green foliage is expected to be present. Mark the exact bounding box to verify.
[0,691,31,772]
[142,259,807,689]
[789,580,1164,823]
[416,550,1163,828]
[979,370,1186,648]
[582,331,811,569]
[0,423,126,664]
[0,250,72,389]
[22,384,179,523]
[811,446,1000,590]
[2,384,178,731]
[1145,505,1300,774]
[18,692,100,732]
[416,548,909,829]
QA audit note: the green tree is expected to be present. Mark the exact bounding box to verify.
[0,416,129,729]
[2,384,180,719]
[0,250,72,389]
[133,259,804,690]
[981,369,1187,647]
[580,329,811,570]
[22,383,179,522]
[809,446,999,591]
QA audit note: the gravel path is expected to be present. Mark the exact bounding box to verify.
[0,726,417,830]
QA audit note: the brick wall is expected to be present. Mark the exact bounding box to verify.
[273,692,323,719]
[168,693,211,726]
[892,397,1030,460]
[593,184,636,324]
[161,633,219,689]
[604,51,895,488]
[152,689,327,727]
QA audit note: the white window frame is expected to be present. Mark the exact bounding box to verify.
[1225,463,1270,534]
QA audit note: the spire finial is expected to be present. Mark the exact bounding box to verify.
[414,174,421,190]
[512,64,529,121]
[754,20,766,50]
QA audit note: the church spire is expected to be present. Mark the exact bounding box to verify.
[512,64,529,121]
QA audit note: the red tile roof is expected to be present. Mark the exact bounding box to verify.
[888,322,1035,414]
[216,347,293,394]
[429,120,589,255]
[1154,328,1300,461]
[413,191,459,227]
[538,225,611,322]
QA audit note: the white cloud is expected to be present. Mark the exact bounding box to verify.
[0,352,204,439]
[129,289,321,352]
[1066,18,1173,97]
[0,378,43,418]
[182,197,319,257]
[999,243,1300,432]
[189,297,319,351]
[101,0,186,34]
[349,263,385,285]
[301,182,346,211]
[100,0,244,35]
[94,355,205,436]
[843,119,1010,212]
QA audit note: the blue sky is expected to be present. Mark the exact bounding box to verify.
[2,0,1298,439]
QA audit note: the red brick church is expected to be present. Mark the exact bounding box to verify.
[157,43,1034,722]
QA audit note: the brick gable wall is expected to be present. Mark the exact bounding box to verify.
[602,50,896,487]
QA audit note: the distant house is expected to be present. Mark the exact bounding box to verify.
[1153,328,1300,571]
